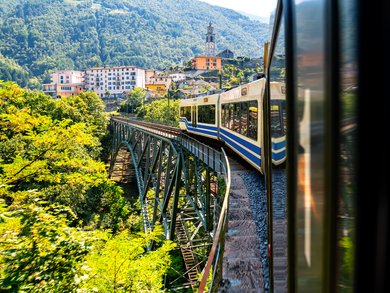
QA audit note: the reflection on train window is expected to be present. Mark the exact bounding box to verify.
[197,105,216,124]
[222,100,258,141]
[270,101,285,137]
[180,106,191,121]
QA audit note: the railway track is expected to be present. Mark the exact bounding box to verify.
[111,116,181,137]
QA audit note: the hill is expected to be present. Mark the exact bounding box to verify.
[0,0,268,87]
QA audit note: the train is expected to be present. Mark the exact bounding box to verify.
[178,78,286,173]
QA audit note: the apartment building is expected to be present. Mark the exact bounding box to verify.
[84,66,146,98]
[43,70,84,98]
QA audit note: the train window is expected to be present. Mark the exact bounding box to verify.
[248,101,258,140]
[221,104,225,126]
[233,103,240,132]
[336,0,357,291]
[270,102,283,137]
[240,102,248,136]
[266,7,287,292]
[291,0,327,290]
[180,106,191,121]
[228,104,234,129]
[198,105,216,124]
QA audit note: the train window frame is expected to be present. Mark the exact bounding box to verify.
[180,106,191,122]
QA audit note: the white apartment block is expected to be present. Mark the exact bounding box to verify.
[85,66,146,98]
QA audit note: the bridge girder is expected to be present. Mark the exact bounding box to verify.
[109,119,226,288]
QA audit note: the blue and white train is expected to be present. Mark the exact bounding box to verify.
[179,78,286,173]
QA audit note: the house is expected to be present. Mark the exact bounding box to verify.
[217,49,234,59]
[43,70,84,98]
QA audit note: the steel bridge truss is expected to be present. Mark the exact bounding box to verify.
[109,119,227,288]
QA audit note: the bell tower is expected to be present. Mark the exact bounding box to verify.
[205,22,216,57]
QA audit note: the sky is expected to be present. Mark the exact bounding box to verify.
[199,0,277,19]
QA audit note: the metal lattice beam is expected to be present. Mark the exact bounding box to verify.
[109,118,227,289]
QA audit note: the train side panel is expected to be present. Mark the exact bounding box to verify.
[179,94,219,139]
[219,79,265,173]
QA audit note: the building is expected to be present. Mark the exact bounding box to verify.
[169,72,187,82]
[51,70,84,84]
[84,66,146,98]
[205,22,216,57]
[145,84,168,96]
[217,49,234,59]
[145,71,173,96]
[43,70,84,98]
[145,69,161,84]
[191,56,222,70]
[191,23,222,71]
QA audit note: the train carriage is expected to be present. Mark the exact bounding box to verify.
[179,78,286,173]
[179,94,219,139]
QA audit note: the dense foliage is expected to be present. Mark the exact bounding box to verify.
[137,98,180,127]
[119,87,147,114]
[0,0,268,87]
[0,82,175,291]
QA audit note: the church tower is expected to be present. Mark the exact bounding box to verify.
[205,22,216,57]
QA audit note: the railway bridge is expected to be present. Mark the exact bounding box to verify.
[109,117,268,292]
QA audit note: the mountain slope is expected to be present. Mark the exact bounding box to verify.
[0,0,268,85]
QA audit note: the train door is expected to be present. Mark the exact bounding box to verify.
[192,106,197,127]
[263,5,288,291]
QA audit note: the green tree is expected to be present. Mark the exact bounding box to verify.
[0,82,176,292]
[0,197,91,292]
[83,225,175,292]
[119,87,146,114]
[137,98,180,126]
[0,82,127,229]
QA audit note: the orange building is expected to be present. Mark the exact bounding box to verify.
[146,83,167,96]
[43,83,84,98]
[191,56,222,70]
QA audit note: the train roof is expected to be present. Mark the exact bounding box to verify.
[179,93,219,106]
[179,78,285,106]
